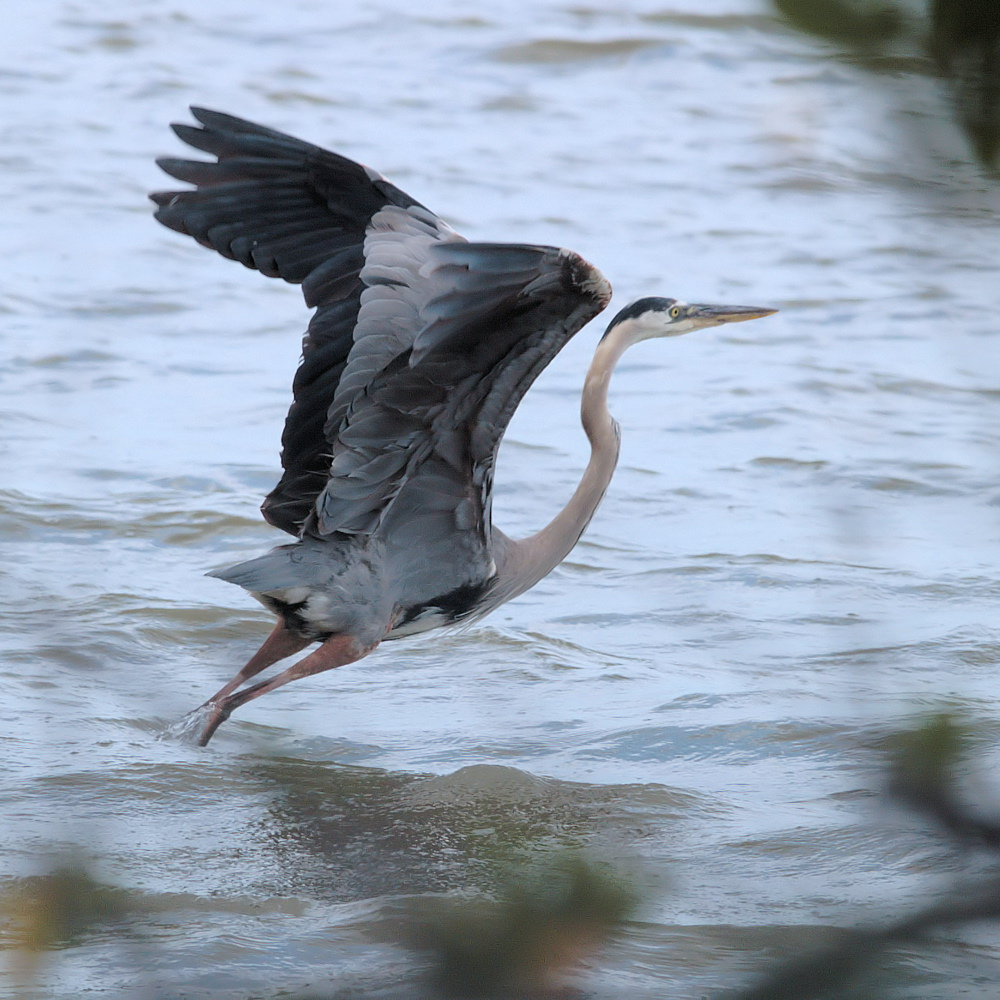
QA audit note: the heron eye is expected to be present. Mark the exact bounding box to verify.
[669,306,681,318]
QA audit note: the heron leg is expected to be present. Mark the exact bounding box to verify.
[197,632,377,746]
[200,620,312,708]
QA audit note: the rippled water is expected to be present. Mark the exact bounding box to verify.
[3,0,1000,996]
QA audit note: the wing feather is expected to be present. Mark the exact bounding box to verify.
[152,109,613,591]
[310,242,613,595]
[151,108,445,535]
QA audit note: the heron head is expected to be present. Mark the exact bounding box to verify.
[604,296,776,343]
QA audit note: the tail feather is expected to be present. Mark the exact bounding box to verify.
[207,544,321,594]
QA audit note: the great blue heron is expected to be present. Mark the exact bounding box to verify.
[152,108,775,746]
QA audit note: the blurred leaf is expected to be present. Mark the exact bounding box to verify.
[774,0,905,49]
[888,710,969,798]
[3,864,131,952]
[397,854,639,997]
[2,861,133,983]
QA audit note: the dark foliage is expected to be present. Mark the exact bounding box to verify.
[729,714,1000,999]
[774,0,1000,169]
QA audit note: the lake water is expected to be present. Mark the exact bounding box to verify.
[3,0,1000,996]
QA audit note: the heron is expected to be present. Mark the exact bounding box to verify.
[152,108,776,746]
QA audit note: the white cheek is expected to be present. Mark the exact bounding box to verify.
[637,314,677,339]
[660,318,696,337]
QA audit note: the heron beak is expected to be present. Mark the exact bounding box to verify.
[688,304,777,325]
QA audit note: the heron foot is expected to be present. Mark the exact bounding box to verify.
[195,632,380,746]
[197,702,232,746]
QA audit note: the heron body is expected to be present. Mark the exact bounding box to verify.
[152,108,775,745]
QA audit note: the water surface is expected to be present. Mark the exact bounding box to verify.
[2,0,1000,996]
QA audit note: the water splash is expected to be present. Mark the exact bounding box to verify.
[157,704,214,744]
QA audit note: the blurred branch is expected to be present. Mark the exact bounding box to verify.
[889,711,1000,847]
[729,712,1000,999]
[731,875,1000,1000]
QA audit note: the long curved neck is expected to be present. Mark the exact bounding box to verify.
[498,326,634,599]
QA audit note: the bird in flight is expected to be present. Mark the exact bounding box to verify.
[152,108,775,745]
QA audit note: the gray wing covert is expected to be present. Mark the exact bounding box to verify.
[309,238,612,599]
[151,107,456,535]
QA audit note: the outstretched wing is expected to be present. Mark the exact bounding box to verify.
[151,107,460,534]
[310,240,611,608]
[151,109,613,598]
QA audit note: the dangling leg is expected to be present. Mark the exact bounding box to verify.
[199,620,312,709]
[198,632,378,746]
